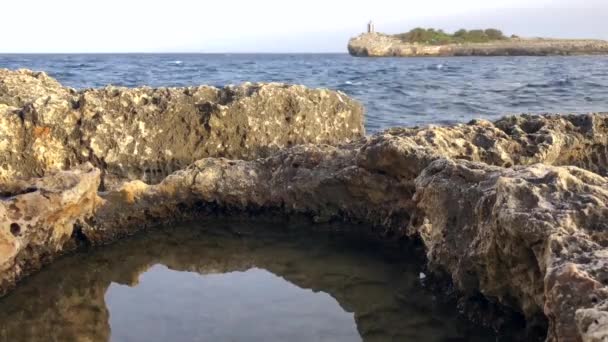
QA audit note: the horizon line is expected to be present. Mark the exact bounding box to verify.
[0,51,350,55]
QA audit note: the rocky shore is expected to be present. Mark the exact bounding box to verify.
[0,69,364,189]
[348,33,608,57]
[1,70,607,341]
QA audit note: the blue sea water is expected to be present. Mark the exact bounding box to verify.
[1,53,607,133]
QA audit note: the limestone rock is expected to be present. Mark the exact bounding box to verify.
[362,113,608,175]
[0,69,364,188]
[0,164,100,296]
[0,69,71,107]
[348,33,608,57]
[414,160,608,341]
[577,301,608,342]
[88,143,412,242]
[0,70,606,341]
[89,115,608,341]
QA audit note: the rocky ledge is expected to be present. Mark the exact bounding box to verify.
[0,69,364,189]
[0,69,607,341]
[348,33,608,57]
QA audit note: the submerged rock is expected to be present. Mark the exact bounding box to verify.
[0,69,364,188]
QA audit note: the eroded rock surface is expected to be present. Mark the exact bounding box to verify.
[88,114,608,341]
[0,69,364,188]
[0,71,606,341]
[0,164,100,296]
[364,114,608,175]
[415,160,608,341]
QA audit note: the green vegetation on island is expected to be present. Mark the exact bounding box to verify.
[393,28,512,45]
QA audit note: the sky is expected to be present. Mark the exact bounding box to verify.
[2,0,607,53]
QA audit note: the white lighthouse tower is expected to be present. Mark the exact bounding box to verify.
[367,20,375,34]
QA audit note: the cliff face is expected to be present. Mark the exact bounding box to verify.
[0,70,607,341]
[348,33,608,57]
[0,69,364,189]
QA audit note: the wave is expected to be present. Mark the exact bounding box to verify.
[524,77,574,89]
[343,81,363,86]
[425,63,445,71]
[3,54,606,134]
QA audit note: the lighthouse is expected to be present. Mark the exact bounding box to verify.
[367,21,375,34]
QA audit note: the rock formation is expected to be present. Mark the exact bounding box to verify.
[90,114,608,341]
[0,69,364,189]
[348,33,608,57]
[0,164,100,295]
[0,69,606,341]
[415,161,608,341]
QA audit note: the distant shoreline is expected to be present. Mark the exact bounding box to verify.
[348,33,608,57]
[0,52,350,55]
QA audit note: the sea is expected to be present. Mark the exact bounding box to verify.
[1,53,607,133]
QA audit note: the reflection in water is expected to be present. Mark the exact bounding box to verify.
[0,220,514,341]
[107,267,359,342]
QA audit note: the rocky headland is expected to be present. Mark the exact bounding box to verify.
[0,69,607,341]
[348,33,608,57]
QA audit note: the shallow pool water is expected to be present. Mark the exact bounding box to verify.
[0,220,522,341]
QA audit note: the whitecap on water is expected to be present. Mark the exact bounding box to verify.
[426,63,445,71]
[344,81,363,86]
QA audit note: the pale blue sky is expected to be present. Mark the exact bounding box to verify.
[2,0,607,53]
